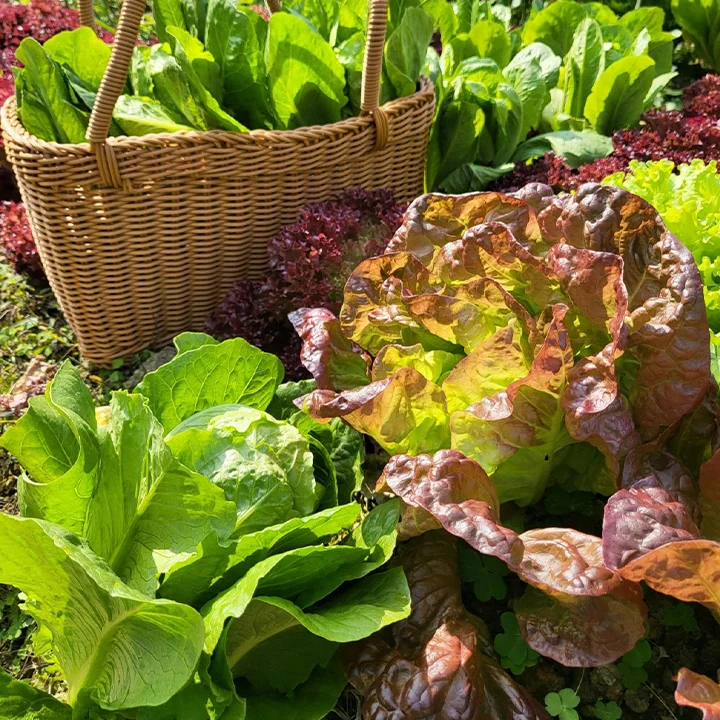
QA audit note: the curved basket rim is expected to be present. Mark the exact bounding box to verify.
[2,77,435,154]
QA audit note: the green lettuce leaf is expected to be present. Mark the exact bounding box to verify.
[521,0,593,57]
[0,669,71,720]
[145,46,212,129]
[201,513,403,651]
[504,42,560,90]
[671,0,720,71]
[113,96,194,135]
[467,18,512,68]
[14,38,87,143]
[563,18,605,120]
[44,27,111,93]
[244,661,346,720]
[266,12,347,129]
[1,362,99,535]
[87,392,236,594]
[205,0,275,129]
[159,503,363,607]
[426,94,486,190]
[385,7,433,97]
[214,568,410,686]
[167,404,318,525]
[167,26,248,131]
[0,514,204,713]
[152,0,188,44]
[513,130,613,169]
[584,54,655,135]
[136,337,283,433]
[503,57,548,141]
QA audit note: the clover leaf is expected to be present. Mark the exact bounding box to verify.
[459,545,510,601]
[545,688,581,720]
[617,639,651,690]
[662,603,698,632]
[594,700,622,720]
[494,612,539,675]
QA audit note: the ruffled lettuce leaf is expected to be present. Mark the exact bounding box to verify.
[294,184,712,506]
[675,668,720,720]
[603,475,720,615]
[377,450,646,665]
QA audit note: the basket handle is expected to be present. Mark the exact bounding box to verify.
[84,0,391,187]
[78,0,96,28]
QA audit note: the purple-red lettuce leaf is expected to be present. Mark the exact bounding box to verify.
[376,449,523,564]
[537,184,711,440]
[603,477,720,616]
[288,307,371,391]
[675,668,720,720]
[343,531,550,720]
[701,448,720,541]
[376,450,647,666]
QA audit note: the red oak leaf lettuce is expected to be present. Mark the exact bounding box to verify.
[343,531,550,720]
[295,184,712,506]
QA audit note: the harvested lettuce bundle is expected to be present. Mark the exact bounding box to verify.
[13,0,433,142]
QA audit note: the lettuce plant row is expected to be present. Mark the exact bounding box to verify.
[426,0,678,191]
[495,74,720,194]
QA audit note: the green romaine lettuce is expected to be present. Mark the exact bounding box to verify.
[266,12,348,129]
[0,336,407,717]
[0,514,206,714]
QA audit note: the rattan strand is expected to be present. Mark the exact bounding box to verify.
[2,1,435,366]
[78,0,95,29]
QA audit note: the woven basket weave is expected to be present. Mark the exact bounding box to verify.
[1,0,434,366]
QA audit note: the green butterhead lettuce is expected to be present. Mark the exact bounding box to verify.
[136,334,284,433]
[167,404,318,527]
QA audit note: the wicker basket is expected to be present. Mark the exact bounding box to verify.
[1,0,434,366]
